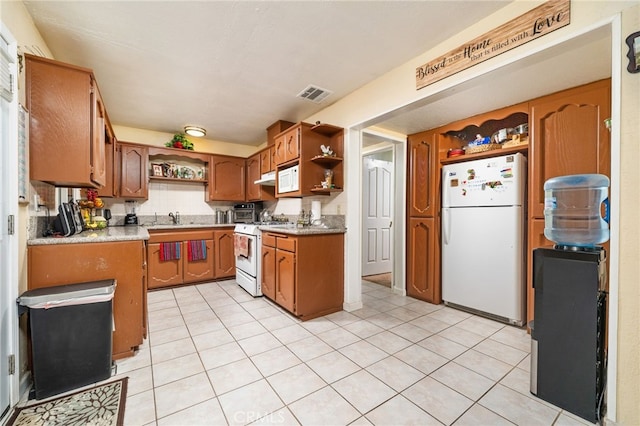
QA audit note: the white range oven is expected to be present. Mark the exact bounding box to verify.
[233,223,262,296]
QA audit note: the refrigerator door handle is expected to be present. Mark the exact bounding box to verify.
[442,171,450,208]
[443,208,451,245]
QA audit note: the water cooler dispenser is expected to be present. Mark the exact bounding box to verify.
[530,174,609,423]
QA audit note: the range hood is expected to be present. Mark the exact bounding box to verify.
[254,171,276,186]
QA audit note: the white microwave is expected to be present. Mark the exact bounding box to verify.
[277,165,299,194]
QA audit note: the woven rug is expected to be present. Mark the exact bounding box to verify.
[363,273,392,288]
[7,377,127,426]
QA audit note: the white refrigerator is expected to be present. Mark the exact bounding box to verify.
[441,153,526,326]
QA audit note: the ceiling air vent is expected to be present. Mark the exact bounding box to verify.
[296,85,332,103]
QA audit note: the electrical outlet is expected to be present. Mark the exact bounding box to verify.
[33,194,40,212]
[337,205,342,215]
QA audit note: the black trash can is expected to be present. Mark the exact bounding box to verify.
[18,279,115,400]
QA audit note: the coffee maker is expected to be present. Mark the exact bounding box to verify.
[124,200,138,226]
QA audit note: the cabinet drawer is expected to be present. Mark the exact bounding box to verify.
[149,230,214,243]
[277,237,296,253]
[262,233,277,247]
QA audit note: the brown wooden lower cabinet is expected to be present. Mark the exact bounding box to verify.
[407,217,440,304]
[147,241,184,288]
[214,229,235,278]
[261,243,276,300]
[261,232,344,320]
[148,228,234,290]
[27,240,146,360]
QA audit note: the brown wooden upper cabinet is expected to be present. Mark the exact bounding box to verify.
[274,126,300,166]
[118,142,149,199]
[25,54,109,188]
[267,120,295,146]
[246,152,275,201]
[260,147,274,174]
[528,79,611,218]
[97,111,117,198]
[209,155,246,201]
[245,153,261,201]
[274,122,344,198]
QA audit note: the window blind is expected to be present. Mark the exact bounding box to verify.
[0,34,14,102]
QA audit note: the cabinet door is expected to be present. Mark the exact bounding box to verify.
[406,217,439,303]
[274,134,287,165]
[246,154,261,201]
[183,239,215,283]
[91,81,107,188]
[214,230,236,278]
[119,143,149,199]
[407,131,438,217]
[283,127,300,163]
[276,249,296,313]
[260,147,273,174]
[261,245,276,300]
[26,55,95,187]
[147,242,183,289]
[210,156,246,201]
[97,128,116,198]
[28,241,145,360]
[529,79,611,218]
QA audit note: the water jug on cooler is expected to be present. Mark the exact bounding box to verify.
[543,174,610,247]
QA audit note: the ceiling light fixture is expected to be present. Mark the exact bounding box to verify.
[184,126,206,137]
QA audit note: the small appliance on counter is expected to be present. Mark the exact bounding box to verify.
[53,201,84,236]
[103,209,112,226]
[233,202,263,223]
[124,200,138,226]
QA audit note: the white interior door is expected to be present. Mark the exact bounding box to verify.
[0,26,17,421]
[362,156,393,276]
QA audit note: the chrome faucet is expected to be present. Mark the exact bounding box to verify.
[169,212,178,225]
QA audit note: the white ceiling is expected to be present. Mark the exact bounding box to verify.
[21,0,512,146]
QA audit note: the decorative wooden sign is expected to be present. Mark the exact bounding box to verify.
[416,0,571,90]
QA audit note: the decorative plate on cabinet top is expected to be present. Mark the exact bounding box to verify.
[180,166,196,179]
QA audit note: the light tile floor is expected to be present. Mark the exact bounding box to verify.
[113,279,595,426]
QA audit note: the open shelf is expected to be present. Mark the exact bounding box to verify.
[310,187,343,195]
[311,123,343,137]
[149,176,207,184]
[310,155,343,167]
[440,144,528,165]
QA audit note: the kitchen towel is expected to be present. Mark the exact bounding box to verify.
[159,242,180,261]
[234,234,250,258]
[187,240,207,261]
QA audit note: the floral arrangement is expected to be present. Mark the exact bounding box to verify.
[166,133,194,150]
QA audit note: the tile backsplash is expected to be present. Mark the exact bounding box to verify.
[30,180,346,237]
